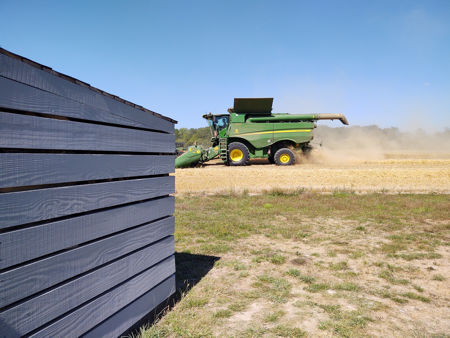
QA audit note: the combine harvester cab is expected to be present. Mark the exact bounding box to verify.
[175,98,348,168]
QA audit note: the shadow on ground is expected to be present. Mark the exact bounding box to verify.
[124,252,220,336]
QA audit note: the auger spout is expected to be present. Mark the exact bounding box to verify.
[314,113,349,125]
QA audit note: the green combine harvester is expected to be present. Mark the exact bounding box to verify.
[175,98,348,168]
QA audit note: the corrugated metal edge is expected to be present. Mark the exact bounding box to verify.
[0,48,177,124]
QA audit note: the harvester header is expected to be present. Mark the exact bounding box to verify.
[176,98,349,168]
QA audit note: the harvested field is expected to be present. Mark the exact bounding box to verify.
[141,193,450,337]
[175,153,450,194]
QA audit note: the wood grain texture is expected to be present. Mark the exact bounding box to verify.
[1,237,174,336]
[0,175,174,229]
[1,217,174,308]
[0,111,175,153]
[0,152,174,188]
[0,55,175,132]
[0,196,174,269]
[84,274,175,338]
[29,259,176,338]
[0,76,166,130]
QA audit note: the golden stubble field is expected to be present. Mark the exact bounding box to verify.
[175,153,450,194]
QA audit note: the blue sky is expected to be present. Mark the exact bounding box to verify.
[1,0,449,130]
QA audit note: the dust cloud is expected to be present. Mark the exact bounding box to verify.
[298,125,450,164]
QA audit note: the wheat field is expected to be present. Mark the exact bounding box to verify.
[175,154,450,194]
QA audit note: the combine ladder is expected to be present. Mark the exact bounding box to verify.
[219,138,228,162]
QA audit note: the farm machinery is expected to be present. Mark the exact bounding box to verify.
[175,98,348,168]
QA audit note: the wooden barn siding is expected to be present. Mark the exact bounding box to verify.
[0,50,176,337]
[0,54,175,133]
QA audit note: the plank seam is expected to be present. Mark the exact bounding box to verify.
[0,148,176,155]
[0,215,174,273]
[27,272,176,337]
[0,106,173,135]
[0,236,175,312]
[0,194,173,234]
[0,173,169,194]
[0,58,177,124]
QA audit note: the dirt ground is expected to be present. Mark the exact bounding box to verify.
[141,193,450,338]
[174,153,450,194]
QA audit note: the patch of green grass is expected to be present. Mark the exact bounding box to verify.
[377,290,409,304]
[264,310,285,323]
[295,230,309,238]
[413,284,424,292]
[299,274,316,284]
[329,261,349,271]
[317,304,374,337]
[349,251,365,259]
[181,296,208,309]
[381,242,406,254]
[270,325,306,337]
[228,302,247,312]
[251,248,287,265]
[319,304,342,316]
[253,275,292,303]
[389,252,442,261]
[401,292,431,303]
[432,274,446,281]
[199,242,231,254]
[335,271,358,279]
[240,327,266,337]
[378,270,409,285]
[214,309,232,318]
[270,254,286,265]
[286,268,301,277]
[305,282,331,293]
[356,226,366,231]
[333,282,361,292]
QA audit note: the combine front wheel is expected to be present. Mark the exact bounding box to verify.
[228,142,249,166]
[274,148,295,166]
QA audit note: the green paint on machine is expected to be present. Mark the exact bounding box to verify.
[175,98,349,168]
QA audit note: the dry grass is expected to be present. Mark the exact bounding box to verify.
[175,154,450,194]
[140,193,450,338]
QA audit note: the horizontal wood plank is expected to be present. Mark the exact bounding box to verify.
[0,55,175,132]
[0,111,175,152]
[0,176,174,229]
[0,76,164,130]
[84,274,175,338]
[0,196,174,269]
[1,217,174,308]
[1,237,174,336]
[29,260,176,338]
[0,153,174,188]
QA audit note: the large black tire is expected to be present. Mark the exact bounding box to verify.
[274,148,295,166]
[228,142,249,166]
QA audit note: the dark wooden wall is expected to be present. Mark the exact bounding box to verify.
[0,49,176,337]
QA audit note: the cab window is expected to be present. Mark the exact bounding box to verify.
[214,116,229,130]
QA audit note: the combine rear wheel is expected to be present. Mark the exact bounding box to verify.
[274,148,295,166]
[228,142,249,166]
